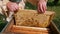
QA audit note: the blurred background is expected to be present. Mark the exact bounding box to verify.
[0,0,60,32]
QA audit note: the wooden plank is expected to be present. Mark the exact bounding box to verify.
[1,21,59,34]
[2,20,14,33]
[50,21,60,34]
[10,25,50,34]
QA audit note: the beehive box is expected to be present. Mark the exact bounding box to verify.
[10,25,50,34]
[14,9,55,28]
[1,20,50,34]
[1,20,59,34]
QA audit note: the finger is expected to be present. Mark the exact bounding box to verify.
[38,4,42,13]
[37,3,41,13]
[42,4,46,13]
[9,7,13,11]
[46,6,47,10]
[39,3,43,13]
[10,5,16,11]
[14,4,19,10]
[39,3,44,13]
[6,2,16,11]
[7,5,13,11]
[42,5,45,13]
[12,6,16,11]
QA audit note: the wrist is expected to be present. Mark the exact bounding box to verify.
[39,0,47,3]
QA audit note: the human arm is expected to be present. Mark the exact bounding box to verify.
[37,0,48,13]
[6,0,20,12]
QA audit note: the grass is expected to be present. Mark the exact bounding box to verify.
[0,14,7,32]
[47,0,60,31]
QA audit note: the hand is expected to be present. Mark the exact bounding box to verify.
[6,2,19,12]
[37,0,47,13]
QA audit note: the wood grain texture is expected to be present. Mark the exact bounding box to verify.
[10,25,50,34]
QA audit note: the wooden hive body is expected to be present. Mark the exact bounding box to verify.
[2,20,59,34]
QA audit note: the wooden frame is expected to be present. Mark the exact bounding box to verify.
[0,20,59,34]
[14,9,55,28]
